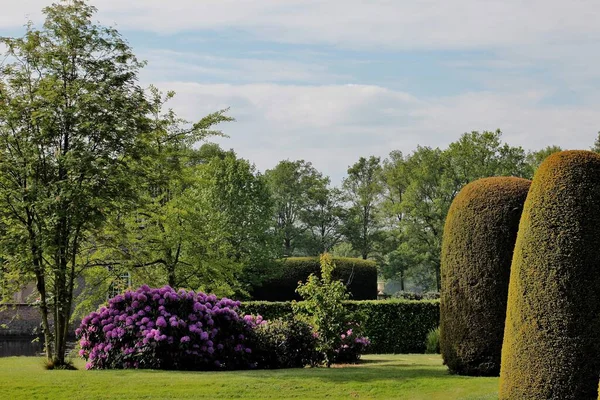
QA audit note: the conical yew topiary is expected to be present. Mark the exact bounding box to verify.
[440,176,531,376]
[499,151,600,399]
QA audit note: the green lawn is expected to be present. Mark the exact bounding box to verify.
[0,354,498,400]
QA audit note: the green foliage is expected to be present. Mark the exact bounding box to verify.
[241,299,440,354]
[250,256,377,301]
[0,0,151,364]
[329,242,360,258]
[345,300,439,354]
[251,317,322,369]
[341,156,384,260]
[182,153,277,296]
[101,88,237,295]
[425,327,440,354]
[525,145,562,173]
[294,253,352,366]
[297,186,345,255]
[499,151,600,399]
[440,177,530,376]
[265,160,328,256]
[592,131,600,153]
[392,291,439,300]
[240,301,293,321]
[380,130,532,291]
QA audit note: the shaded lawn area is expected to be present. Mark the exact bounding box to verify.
[0,354,498,400]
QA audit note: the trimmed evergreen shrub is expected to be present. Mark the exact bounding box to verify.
[499,151,600,399]
[250,257,377,301]
[241,299,440,354]
[241,301,293,321]
[440,176,531,376]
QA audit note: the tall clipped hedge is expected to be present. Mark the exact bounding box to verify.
[240,300,440,354]
[440,177,531,376]
[499,151,600,399]
[250,257,377,301]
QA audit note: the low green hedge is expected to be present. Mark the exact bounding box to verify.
[240,300,440,354]
[250,257,377,301]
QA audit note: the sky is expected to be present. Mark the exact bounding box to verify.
[2,0,600,183]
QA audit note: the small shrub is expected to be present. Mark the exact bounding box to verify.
[393,291,440,300]
[294,253,369,366]
[77,285,255,370]
[425,327,440,354]
[333,323,371,363]
[250,317,322,369]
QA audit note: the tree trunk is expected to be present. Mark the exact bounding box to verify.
[29,227,53,361]
[167,264,176,288]
[284,236,292,257]
[35,271,53,360]
[400,272,405,291]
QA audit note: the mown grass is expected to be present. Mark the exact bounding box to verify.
[0,354,498,399]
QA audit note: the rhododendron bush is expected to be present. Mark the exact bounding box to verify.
[77,285,255,370]
[77,284,369,370]
[333,325,371,363]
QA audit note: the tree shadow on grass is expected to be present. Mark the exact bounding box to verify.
[226,364,459,383]
[353,358,387,365]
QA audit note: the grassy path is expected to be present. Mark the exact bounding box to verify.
[0,354,498,399]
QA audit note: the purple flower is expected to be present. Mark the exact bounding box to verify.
[180,336,191,343]
[156,316,167,328]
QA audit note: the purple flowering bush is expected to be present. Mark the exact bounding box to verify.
[333,324,371,363]
[76,285,254,370]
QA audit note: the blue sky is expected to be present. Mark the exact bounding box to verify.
[2,0,600,183]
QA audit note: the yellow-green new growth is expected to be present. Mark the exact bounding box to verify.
[499,150,600,399]
[440,176,530,376]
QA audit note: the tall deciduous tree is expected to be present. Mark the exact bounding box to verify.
[265,160,328,256]
[592,131,600,153]
[0,0,149,365]
[526,145,563,174]
[109,87,232,289]
[389,130,531,290]
[341,156,383,260]
[183,152,276,295]
[298,186,345,255]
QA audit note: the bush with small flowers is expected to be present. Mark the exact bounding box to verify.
[76,285,255,370]
[333,323,371,363]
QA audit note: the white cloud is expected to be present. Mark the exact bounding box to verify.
[3,1,599,182]
[148,81,599,182]
[3,0,600,51]
[139,50,350,84]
